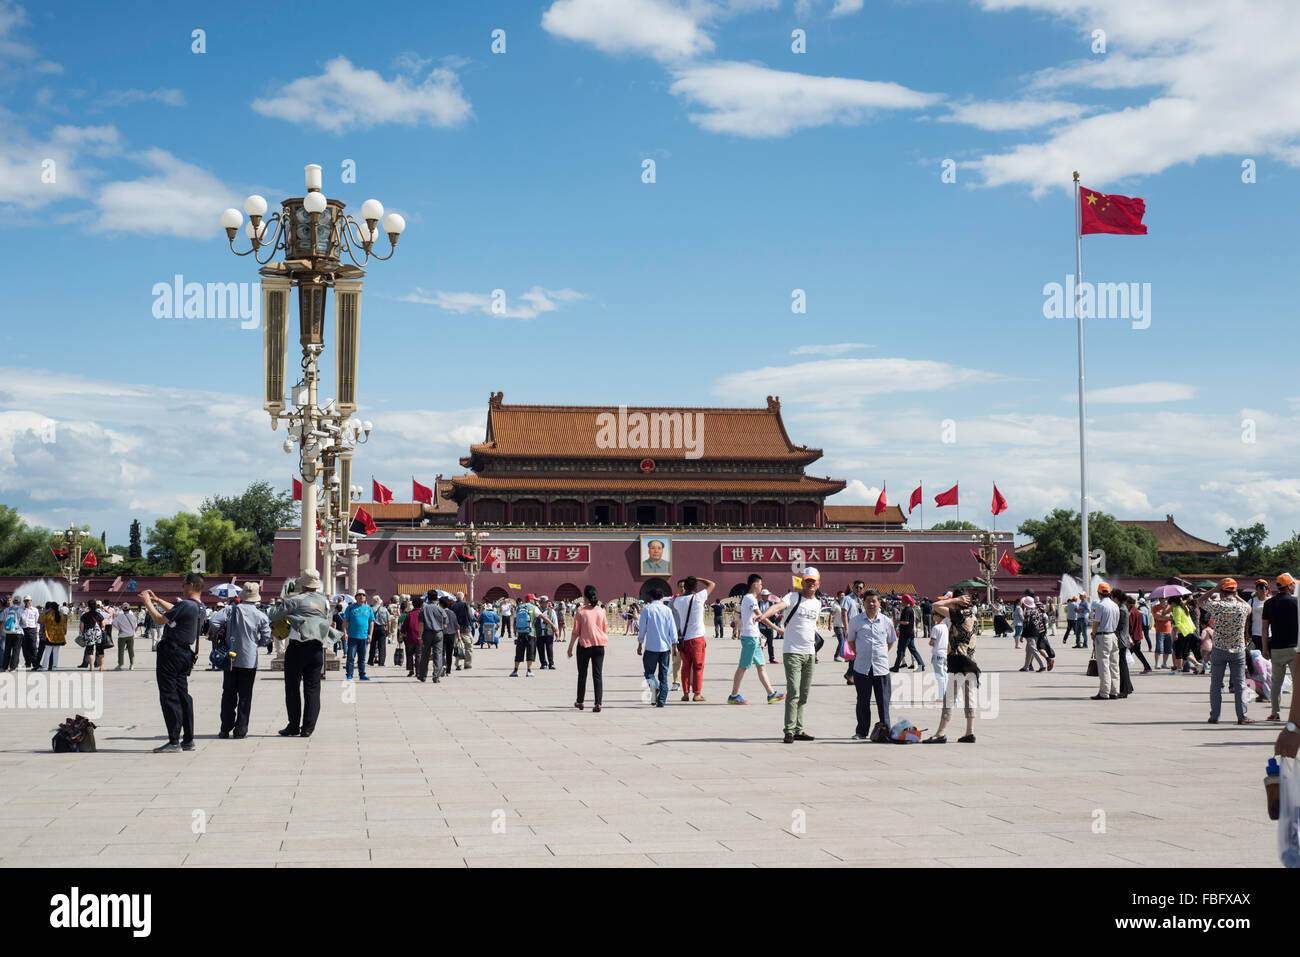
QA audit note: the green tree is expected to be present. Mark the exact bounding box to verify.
[0,506,51,573]
[128,519,143,560]
[930,520,981,531]
[1226,522,1269,574]
[146,509,257,574]
[200,481,297,573]
[1017,509,1163,576]
[1270,533,1300,575]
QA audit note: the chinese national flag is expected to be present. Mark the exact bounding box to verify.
[292,477,302,501]
[373,480,394,504]
[412,479,433,505]
[934,484,959,508]
[83,549,98,568]
[991,484,1008,516]
[350,506,378,536]
[908,485,922,514]
[1080,186,1147,235]
[874,483,887,515]
[999,550,1021,576]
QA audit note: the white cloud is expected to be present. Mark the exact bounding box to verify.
[795,0,863,16]
[1080,381,1196,404]
[0,116,119,208]
[0,368,482,539]
[0,0,59,73]
[670,60,941,137]
[713,357,1007,409]
[100,88,185,108]
[252,56,471,133]
[542,0,715,62]
[791,342,871,357]
[397,286,586,320]
[90,148,243,239]
[967,0,1300,191]
[939,98,1090,131]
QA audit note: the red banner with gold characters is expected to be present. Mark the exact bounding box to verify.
[396,543,590,564]
[719,544,904,564]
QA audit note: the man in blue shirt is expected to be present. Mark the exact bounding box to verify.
[637,584,679,707]
[344,590,374,680]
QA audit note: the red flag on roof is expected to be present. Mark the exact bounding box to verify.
[934,484,959,508]
[999,550,1021,576]
[874,483,887,516]
[908,484,922,515]
[373,479,393,504]
[412,478,433,505]
[350,507,378,536]
[991,484,1008,516]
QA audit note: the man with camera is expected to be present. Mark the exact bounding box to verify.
[140,573,207,753]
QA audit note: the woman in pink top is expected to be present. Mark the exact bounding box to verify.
[567,585,608,712]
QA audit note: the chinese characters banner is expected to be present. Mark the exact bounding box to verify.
[396,543,590,564]
[718,544,905,564]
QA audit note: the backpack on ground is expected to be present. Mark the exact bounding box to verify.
[869,720,891,743]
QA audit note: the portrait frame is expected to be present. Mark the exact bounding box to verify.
[639,534,672,577]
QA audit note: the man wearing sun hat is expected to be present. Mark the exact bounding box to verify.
[1198,578,1254,724]
[213,581,273,738]
[1090,583,1121,699]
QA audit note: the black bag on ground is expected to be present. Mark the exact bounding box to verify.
[394,645,404,667]
[52,715,97,753]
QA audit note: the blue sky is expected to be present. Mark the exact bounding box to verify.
[1,0,1298,551]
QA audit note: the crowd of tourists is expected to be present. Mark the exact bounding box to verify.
[10,562,1296,755]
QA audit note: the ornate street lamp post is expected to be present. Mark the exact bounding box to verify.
[454,524,490,603]
[972,530,998,608]
[220,164,404,581]
[58,524,84,601]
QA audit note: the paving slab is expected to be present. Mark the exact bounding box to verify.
[0,638,1278,866]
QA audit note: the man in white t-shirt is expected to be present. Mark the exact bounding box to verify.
[755,567,823,743]
[728,573,785,706]
[671,575,716,702]
[499,599,515,641]
[929,606,950,705]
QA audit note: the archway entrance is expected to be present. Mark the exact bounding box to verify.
[728,583,748,598]
[554,582,580,602]
[482,586,507,603]
[638,578,670,602]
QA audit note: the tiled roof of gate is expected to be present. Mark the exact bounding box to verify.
[462,394,822,464]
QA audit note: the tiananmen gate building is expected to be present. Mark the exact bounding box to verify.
[272,393,1014,601]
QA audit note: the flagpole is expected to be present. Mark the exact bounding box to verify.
[1074,170,1091,603]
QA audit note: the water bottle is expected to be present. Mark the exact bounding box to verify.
[1279,757,1300,868]
[1266,758,1281,820]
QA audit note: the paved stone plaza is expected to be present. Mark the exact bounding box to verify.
[0,634,1277,867]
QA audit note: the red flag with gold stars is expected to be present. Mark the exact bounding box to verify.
[1079,186,1146,235]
